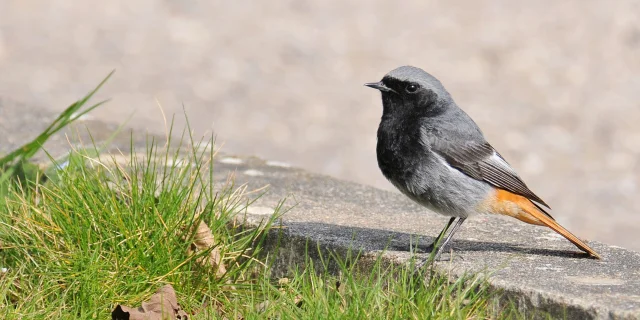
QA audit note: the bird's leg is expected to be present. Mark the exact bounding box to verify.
[423,217,456,252]
[433,217,467,260]
[415,217,456,269]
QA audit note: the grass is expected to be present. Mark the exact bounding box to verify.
[243,251,526,319]
[0,74,533,319]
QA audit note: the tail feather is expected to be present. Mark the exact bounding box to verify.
[521,203,601,259]
[488,189,601,259]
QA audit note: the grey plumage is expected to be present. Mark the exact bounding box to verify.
[366,65,599,260]
[384,66,453,103]
[372,66,545,218]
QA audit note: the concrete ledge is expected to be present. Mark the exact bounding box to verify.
[211,155,640,320]
[2,98,639,319]
[0,97,149,159]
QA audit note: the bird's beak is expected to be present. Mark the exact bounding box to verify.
[364,81,396,93]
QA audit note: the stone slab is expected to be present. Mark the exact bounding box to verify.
[211,154,640,320]
[1,98,638,319]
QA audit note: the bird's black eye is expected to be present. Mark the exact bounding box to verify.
[405,84,419,93]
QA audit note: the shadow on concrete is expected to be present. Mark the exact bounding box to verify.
[283,221,593,260]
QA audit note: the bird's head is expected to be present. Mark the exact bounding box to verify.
[365,66,453,117]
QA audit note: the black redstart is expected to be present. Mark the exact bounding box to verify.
[365,65,600,260]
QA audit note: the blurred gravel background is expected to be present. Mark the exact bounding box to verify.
[0,1,639,250]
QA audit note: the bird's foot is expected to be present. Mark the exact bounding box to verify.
[413,247,464,270]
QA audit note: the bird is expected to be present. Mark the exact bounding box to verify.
[365,65,601,260]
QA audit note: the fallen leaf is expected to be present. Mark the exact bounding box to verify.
[255,300,270,313]
[112,285,189,320]
[189,221,226,277]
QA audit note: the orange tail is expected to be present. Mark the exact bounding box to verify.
[486,189,601,259]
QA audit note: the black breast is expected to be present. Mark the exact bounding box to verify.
[376,118,426,183]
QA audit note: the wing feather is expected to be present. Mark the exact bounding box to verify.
[432,141,551,210]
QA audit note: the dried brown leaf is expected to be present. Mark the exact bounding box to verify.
[111,285,189,320]
[190,221,226,277]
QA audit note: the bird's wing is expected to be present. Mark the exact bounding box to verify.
[431,140,551,210]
